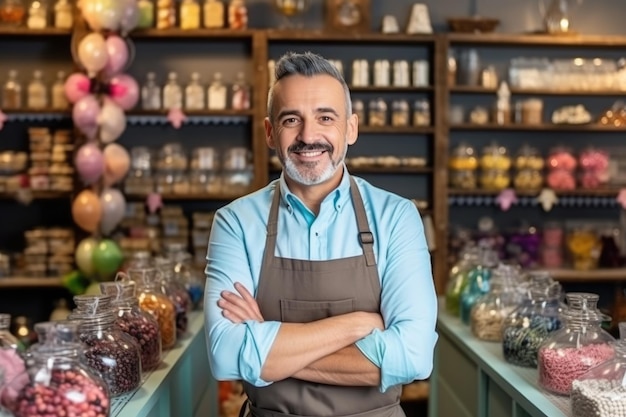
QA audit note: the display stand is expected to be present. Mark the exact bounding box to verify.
[110,312,217,417]
[428,302,570,417]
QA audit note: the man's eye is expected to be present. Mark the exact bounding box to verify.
[283,118,298,125]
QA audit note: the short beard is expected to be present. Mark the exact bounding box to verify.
[281,141,347,186]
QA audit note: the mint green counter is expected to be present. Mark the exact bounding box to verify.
[428,304,570,417]
[111,312,217,417]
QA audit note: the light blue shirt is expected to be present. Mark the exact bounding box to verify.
[204,167,438,392]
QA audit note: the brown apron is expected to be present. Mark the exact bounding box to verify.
[242,177,404,417]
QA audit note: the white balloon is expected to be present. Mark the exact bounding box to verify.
[97,98,127,143]
[99,188,126,235]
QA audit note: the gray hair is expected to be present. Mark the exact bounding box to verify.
[267,51,352,123]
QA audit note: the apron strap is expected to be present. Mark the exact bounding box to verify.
[261,183,281,270]
[349,177,376,267]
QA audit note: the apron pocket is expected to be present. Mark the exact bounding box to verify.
[280,298,355,323]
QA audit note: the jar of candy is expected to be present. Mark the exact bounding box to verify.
[502,278,562,368]
[479,142,512,190]
[0,0,26,26]
[0,312,25,415]
[125,146,154,195]
[459,248,499,325]
[164,243,205,310]
[100,279,162,372]
[391,99,410,127]
[131,267,177,349]
[578,147,610,190]
[0,314,20,352]
[538,293,615,396]
[513,144,544,191]
[368,98,387,127]
[69,294,142,397]
[566,225,600,271]
[546,146,577,191]
[1,321,110,417]
[470,263,522,342]
[448,142,478,189]
[445,246,479,317]
[571,322,626,417]
[154,256,190,338]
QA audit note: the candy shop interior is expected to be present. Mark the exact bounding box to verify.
[2,0,626,416]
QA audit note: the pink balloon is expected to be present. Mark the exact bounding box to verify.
[78,32,108,77]
[99,188,126,235]
[119,0,140,34]
[97,98,126,143]
[103,35,129,78]
[109,74,139,110]
[72,95,101,139]
[75,142,105,184]
[64,72,91,104]
[103,143,130,186]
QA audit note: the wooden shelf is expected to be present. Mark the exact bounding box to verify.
[447,33,626,48]
[547,268,626,282]
[449,123,626,132]
[127,109,254,117]
[0,27,71,37]
[359,126,434,134]
[125,192,248,201]
[350,86,433,93]
[450,86,626,96]
[267,30,436,44]
[448,188,622,197]
[0,191,71,200]
[130,28,256,39]
[347,166,433,174]
[0,276,64,288]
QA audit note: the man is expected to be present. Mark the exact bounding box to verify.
[205,51,438,417]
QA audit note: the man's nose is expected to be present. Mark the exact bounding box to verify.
[298,120,318,143]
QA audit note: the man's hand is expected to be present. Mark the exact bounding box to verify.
[218,282,264,323]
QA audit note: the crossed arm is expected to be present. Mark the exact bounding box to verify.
[219,282,384,386]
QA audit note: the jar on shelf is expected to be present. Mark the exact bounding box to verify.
[459,248,499,325]
[100,279,162,372]
[571,322,626,417]
[1,321,110,417]
[391,99,410,127]
[68,294,142,397]
[445,245,479,317]
[352,99,365,125]
[130,267,177,349]
[578,146,610,190]
[412,99,430,127]
[222,147,252,195]
[479,142,511,191]
[156,143,188,195]
[513,144,544,191]
[368,98,387,127]
[189,146,221,195]
[566,224,601,271]
[546,145,577,191]
[125,146,154,195]
[52,0,71,29]
[448,142,478,190]
[137,0,154,28]
[154,256,190,338]
[470,263,522,342]
[0,0,26,26]
[26,0,47,29]
[538,292,615,396]
[521,98,544,125]
[501,277,562,368]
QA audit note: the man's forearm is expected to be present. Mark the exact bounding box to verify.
[292,345,380,386]
[260,311,382,382]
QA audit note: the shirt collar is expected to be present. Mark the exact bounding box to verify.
[278,164,351,216]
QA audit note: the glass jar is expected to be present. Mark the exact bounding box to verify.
[352,99,365,125]
[566,224,601,271]
[69,294,142,397]
[100,279,162,372]
[1,321,110,417]
[137,0,154,28]
[189,146,220,195]
[26,0,47,29]
[479,142,512,191]
[0,0,26,26]
[368,98,387,127]
[513,144,545,192]
[164,243,205,310]
[571,322,626,417]
[538,293,615,396]
[502,279,562,368]
[445,246,479,317]
[222,147,252,195]
[130,267,177,349]
[0,313,26,414]
[125,146,154,195]
[154,256,190,338]
[412,99,430,127]
[470,264,522,342]
[391,99,410,127]
[0,314,20,352]
[459,248,499,325]
[448,142,478,189]
[546,145,577,191]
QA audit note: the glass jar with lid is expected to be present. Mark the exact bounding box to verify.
[154,256,190,338]
[0,312,26,414]
[222,147,252,195]
[445,245,479,317]
[538,292,615,395]
[130,267,177,349]
[0,0,26,26]
[189,146,221,195]
[1,321,110,417]
[470,263,522,342]
[164,242,205,310]
[413,99,430,127]
[459,248,499,325]
[26,0,47,28]
[68,294,142,397]
[352,99,365,125]
[571,322,626,416]
[156,143,188,195]
[479,142,512,190]
[502,276,562,368]
[368,98,387,127]
[125,146,154,195]
[391,99,410,127]
[448,142,478,190]
[100,279,162,372]
[513,143,545,192]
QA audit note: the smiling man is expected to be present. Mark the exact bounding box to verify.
[204,51,438,417]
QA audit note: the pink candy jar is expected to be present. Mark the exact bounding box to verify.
[546,146,577,191]
[578,147,610,190]
[538,293,615,396]
[1,321,110,417]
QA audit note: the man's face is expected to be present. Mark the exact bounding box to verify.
[265,74,358,187]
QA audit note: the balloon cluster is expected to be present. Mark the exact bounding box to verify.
[69,0,139,282]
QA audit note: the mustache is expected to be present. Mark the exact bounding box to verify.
[288,142,333,153]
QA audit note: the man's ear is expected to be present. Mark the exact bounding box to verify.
[347,113,359,146]
[264,117,276,149]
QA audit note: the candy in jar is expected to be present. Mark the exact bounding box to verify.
[566,225,600,271]
[578,147,610,190]
[228,0,247,29]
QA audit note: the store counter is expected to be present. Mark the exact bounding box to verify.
[110,312,217,417]
[428,305,570,417]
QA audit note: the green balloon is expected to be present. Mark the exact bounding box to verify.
[92,239,124,281]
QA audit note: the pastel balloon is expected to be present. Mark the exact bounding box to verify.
[103,35,129,78]
[81,0,127,32]
[92,239,124,281]
[119,0,140,34]
[97,98,126,143]
[103,143,130,186]
[72,95,101,139]
[99,188,126,235]
[109,74,139,110]
[72,189,102,233]
[77,32,108,77]
[64,72,91,104]
[75,142,105,184]
[75,237,99,277]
